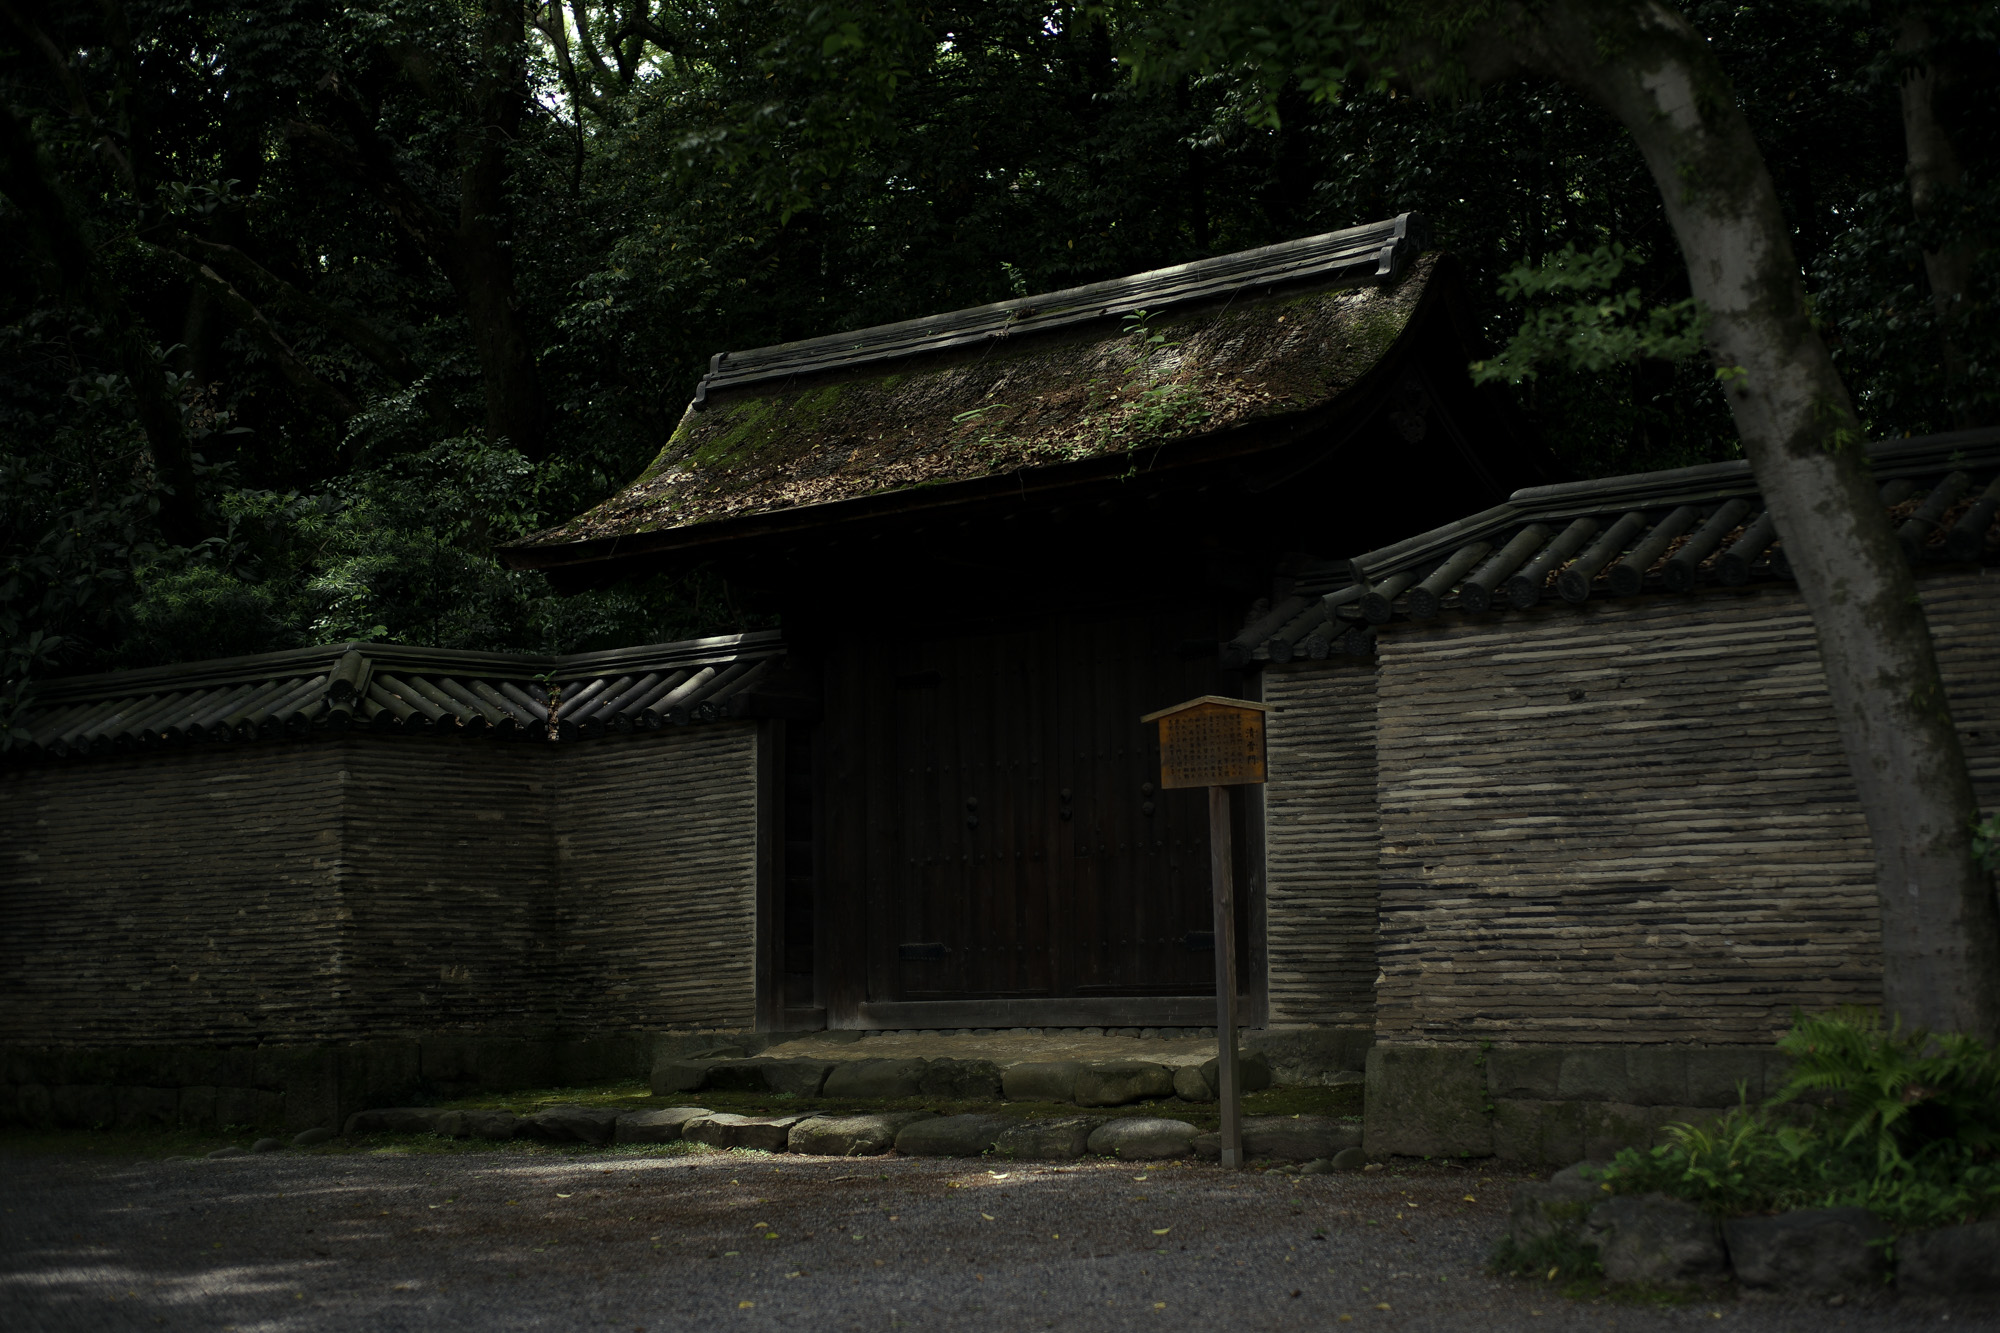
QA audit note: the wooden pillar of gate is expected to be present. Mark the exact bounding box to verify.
[1141,695,1269,1171]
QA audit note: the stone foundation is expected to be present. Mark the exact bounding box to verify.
[0,1032,669,1134]
[1364,1042,1790,1165]
[3,1024,1372,1137]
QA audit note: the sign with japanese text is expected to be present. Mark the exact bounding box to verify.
[1141,696,1268,790]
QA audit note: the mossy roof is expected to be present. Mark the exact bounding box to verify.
[515,224,1436,554]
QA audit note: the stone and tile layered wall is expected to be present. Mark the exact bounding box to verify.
[1373,584,1887,1046]
[1362,570,2000,1161]
[1261,663,1379,1030]
[1,725,765,1131]
[1925,568,2000,802]
[339,738,561,1039]
[557,724,761,1032]
[0,744,349,1047]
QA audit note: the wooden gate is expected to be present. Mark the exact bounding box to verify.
[883,605,1232,1003]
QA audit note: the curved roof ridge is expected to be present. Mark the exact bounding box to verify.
[691,213,1429,406]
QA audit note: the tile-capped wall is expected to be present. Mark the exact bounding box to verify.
[0,743,348,1046]
[1261,663,1378,1027]
[557,724,761,1030]
[1372,585,1889,1045]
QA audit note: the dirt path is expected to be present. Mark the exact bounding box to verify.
[0,1147,1975,1332]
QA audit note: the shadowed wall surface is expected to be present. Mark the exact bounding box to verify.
[1356,569,2000,1162]
[0,727,761,1131]
[1262,664,1379,1029]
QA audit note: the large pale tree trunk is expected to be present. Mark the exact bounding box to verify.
[1449,1,2000,1040]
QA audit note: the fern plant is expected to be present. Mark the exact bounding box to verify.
[1776,1007,2000,1173]
[1595,1009,2000,1231]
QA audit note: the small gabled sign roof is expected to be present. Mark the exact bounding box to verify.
[1140,695,1270,724]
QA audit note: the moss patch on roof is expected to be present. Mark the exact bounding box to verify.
[522,255,1435,548]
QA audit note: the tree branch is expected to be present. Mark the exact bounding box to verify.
[533,0,613,120]
[153,246,359,418]
[186,237,417,385]
[568,0,626,99]
[282,114,464,285]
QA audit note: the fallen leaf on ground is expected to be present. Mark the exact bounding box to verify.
[981,1213,995,1221]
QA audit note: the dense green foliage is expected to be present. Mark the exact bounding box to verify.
[1598,1009,2000,1232]
[2,1,1994,730]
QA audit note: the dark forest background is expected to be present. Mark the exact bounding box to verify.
[2,1,1994,718]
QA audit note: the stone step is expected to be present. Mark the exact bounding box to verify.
[656,1026,1368,1092]
[654,1051,1275,1107]
[340,1104,1363,1164]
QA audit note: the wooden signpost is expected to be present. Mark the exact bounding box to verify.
[1139,694,1269,1170]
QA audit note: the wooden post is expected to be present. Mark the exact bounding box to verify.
[1139,693,1268,1174]
[1208,783,1242,1170]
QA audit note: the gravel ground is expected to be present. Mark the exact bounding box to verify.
[1,1146,1989,1332]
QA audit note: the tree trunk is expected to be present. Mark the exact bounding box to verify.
[288,0,548,459]
[0,102,204,547]
[1895,12,1975,426]
[1457,1,2000,1040]
[460,0,546,459]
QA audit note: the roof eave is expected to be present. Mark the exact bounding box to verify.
[1347,425,2000,584]
[507,255,1460,578]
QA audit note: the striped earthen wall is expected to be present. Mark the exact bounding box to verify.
[1925,568,2000,802]
[0,743,347,1046]
[1371,572,2000,1048]
[1261,663,1379,1027]
[0,723,764,1054]
[338,736,560,1038]
[556,723,761,1031]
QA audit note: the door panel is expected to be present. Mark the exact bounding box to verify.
[891,630,1053,999]
[1056,608,1221,996]
[882,606,1236,1002]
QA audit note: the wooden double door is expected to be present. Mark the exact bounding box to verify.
[880,606,1238,1003]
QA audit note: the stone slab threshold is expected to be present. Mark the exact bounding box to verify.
[334,1104,1366,1166]
[663,1027,1370,1087]
[652,1050,1325,1106]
